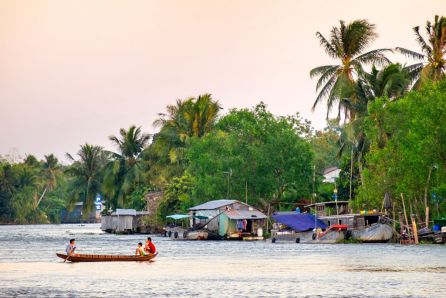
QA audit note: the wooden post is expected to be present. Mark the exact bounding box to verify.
[266,203,270,233]
[425,207,429,229]
[398,212,404,234]
[392,207,396,231]
[411,214,419,245]
[401,193,410,239]
[245,181,248,204]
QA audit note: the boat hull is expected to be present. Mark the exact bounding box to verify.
[271,226,347,244]
[164,227,209,240]
[56,253,157,262]
[351,223,393,242]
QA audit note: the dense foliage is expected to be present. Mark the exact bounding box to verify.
[1,15,445,225]
[186,103,314,210]
[356,80,446,216]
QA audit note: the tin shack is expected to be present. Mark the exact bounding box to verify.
[188,199,267,240]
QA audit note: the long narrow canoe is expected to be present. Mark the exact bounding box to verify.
[57,252,157,262]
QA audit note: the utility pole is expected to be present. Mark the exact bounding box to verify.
[223,169,232,199]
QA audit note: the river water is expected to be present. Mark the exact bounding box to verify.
[0,224,445,297]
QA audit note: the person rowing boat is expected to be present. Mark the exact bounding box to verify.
[66,238,78,257]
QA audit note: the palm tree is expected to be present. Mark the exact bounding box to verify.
[36,154,62,208]
[310,19,391,120]
[66,144,107,213]
[154,94,221,140]
[337,63,411,196]
[396,15,446,88]
[103,126,150,209]
[148,94,221,185]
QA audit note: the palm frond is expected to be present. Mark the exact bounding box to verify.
[310,65,337,78]
[315,66,340,90]
[395,47,425,60]
[312,75,336,111]
[354,48,392,65]
[413,26,433,55]
[316,32,338,58]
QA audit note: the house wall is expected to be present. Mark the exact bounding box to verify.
[323,169,341,183]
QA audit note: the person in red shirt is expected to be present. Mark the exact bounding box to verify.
[144,237,156,254]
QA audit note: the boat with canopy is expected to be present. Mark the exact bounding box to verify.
[164,214,210,240]
[271,212,347,243]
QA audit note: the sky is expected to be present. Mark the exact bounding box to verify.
[1,0,445,161]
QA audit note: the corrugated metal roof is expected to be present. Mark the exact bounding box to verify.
[188,199,237,211]
[225,210,267,220]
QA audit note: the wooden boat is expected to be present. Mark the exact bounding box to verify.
[165,226,209,240]
[56,252,158,262]
[305,201,394,243]
[271,212,347,244]
[164,214,210,240]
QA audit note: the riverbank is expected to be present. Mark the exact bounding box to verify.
[1,224,446,297]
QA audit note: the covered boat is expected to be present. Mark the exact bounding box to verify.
[56,252,158,262]
[271,212,347,243]
[305,201,394,243]
[164,214,210,240]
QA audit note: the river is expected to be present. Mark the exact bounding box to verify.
[0,224,445,297]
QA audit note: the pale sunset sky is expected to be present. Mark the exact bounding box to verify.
[1,0,445,160]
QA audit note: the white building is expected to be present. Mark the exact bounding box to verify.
[323,166,341,183]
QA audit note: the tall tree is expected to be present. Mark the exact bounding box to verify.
[36,154,62,208]
[147,94,221,186]
[103,126,150,209]
[310,19,391,120]
[186,103,314,210]
[66,144,107,213]
[396,15,446,88]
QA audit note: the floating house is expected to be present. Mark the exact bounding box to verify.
[188,199,267,240]
[101,209,150,234]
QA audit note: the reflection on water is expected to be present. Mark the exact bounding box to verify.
[0,224,445,297]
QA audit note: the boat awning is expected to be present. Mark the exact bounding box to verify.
[166,214,209,220]
[225,210,267,220]
[272,212,327,232]
[166,214,190,220]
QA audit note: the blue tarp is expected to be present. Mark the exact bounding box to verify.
[272,212,327,232]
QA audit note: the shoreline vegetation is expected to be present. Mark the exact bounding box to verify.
[1,16,445,234]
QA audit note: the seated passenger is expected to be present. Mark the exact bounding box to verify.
[135,242,146,256]
[144,237,156,254]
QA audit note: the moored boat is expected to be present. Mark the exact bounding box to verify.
[305,201,394,243]
[56,252,158,262]
[164,214,210,240]
[271,212,348,243]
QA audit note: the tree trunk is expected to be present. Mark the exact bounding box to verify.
[36,187,48,209]
[423,167,432,225]
[349,146,354,200]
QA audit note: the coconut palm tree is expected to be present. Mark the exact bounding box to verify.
[103,126,150,209]
[148,94,221,186]
[36,154,62,208]
[396,15,446,88]
[337,63,411,195]
[310,19,391,120]
[65,144,107,213]
[154,94,221,140]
